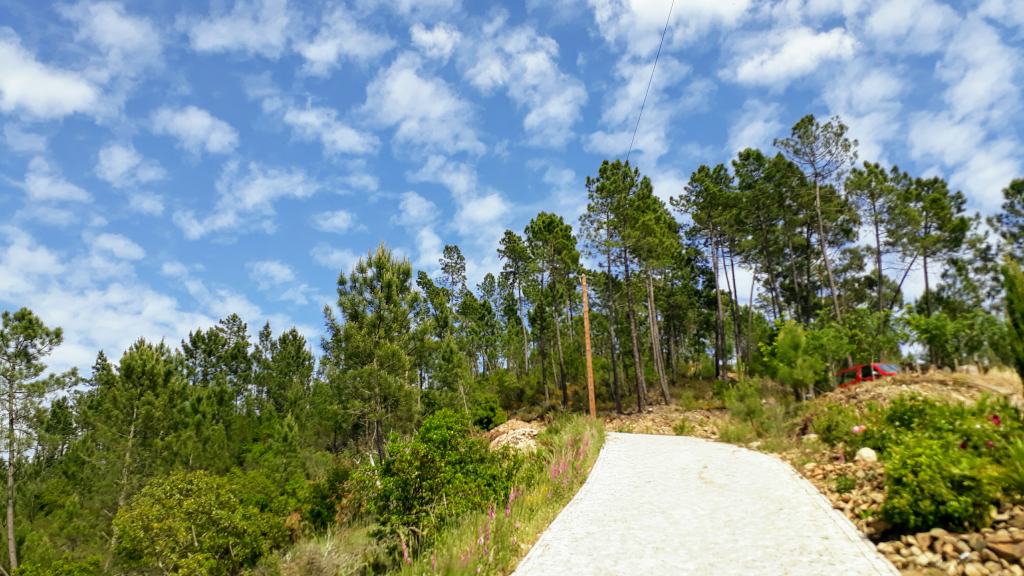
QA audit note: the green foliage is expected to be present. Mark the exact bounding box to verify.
[834,475,856,494]
[469,393,507,431]
[1004,258,1024,381]
[113,470,286,575]
[366,410,518,554]
[883,435,998,532]
[15,557,102,576]
[764,321,826,396]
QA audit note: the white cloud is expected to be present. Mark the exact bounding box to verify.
[3,124,46,154]
[189,0,290,58]
[23,157,91,203]
[937,16,1019,126]
[907,111,985,167]
[823,61,906,162]
[312,209,356,233]
[298,5,394,76]
[247,259,320,305]
[463,19,587,147]
[730,26,857,87]
[410,22,460,61]
[92,232,144,260]
[0,29,99,119]
[727,99,783,155]
[587,56,692,168]
[363,52,483,155]
[173,162,320,239]
[394,191,439,227]
[587,0,751,56]
[949,139,1021,213]
[60,1,162,85]
[0,228,215,372]
[311,244,360,273]
[864,0,958,54]
[96,143,165,188]
[283,105,378,155]
[977,0,1024,28]
[356,0,461,19]
[128,193,164,216]
[152,106,239,155]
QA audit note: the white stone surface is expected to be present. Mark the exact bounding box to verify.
[512,433,898,576]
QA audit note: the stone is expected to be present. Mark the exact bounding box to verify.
[984,560,1002,573]
[964,563,985,576]
[969,533,989,552]
[877,542,896,554]
[855,446,878,463]
[916,553,931,567]
[918,532,935,550]
[988,541,1024,563]
[801,433,820,443]
[1010,511,1024,529]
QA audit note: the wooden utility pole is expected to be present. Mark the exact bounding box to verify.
[581,274,597,418]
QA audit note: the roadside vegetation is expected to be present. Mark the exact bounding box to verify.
[1,113,1022,574]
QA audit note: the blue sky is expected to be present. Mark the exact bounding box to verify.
[1,0,1022,372]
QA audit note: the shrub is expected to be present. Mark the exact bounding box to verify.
[882,435,999,532]
[834,475,856,494]
[717,419,757,444]
[113,470,286,575]
[15,557,102,576]
[673,418,693,436]
[471,393,507,431]
[368,410,519,554]
[998,438,1024,499]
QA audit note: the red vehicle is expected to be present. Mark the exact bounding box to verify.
[836,363,900,388]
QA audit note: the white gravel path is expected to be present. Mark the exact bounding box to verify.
[513,432,898,576]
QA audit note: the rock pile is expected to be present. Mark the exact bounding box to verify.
[876,513,1024,575]
[487,420,541,452]
[785,449,1024,575]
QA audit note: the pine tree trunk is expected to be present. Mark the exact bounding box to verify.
[602,254,618,407]
[554,311,568,409]
[604,223,623,413]
[814,180,843,321]
[710,236,725,379]
[518,286,529,376]
[623,251,647,412]
[645,272,671,404]
[6,382,16,573]
[111,407,138,551]
[726,248,744,376]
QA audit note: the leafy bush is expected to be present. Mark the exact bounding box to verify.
[113,470,287,575]
[998,438,1024,499]
[470,393,507,431]
[15,557,102,576]
[673,418,693,436]
[368,409,519,554]
[834,475,856,494]
[882,435,999,532]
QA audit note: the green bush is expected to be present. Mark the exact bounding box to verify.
[113,470,286,575]
[882,435,999,532]
[470,393,507,431]
[999,438,1024,499]
[834,475,856,494]
[15,557,102,576]
[368,410,519,554]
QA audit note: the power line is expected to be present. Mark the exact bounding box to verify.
[625,0,676,165]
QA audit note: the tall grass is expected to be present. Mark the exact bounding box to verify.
[397,415,604,576]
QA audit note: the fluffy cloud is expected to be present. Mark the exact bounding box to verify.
[0,29,99,119]
[727,99,783,155]
[60,1,161,81]
[730,26,857,87]
[388,190,443,271]
[298,5,394,76]
[96,143,165,188]
[247,260,320,306]
[863,0,959,54]
[462,18,587,147]
[937,16,1019,125]
[410,22,460,60]
[312,210,356,233]
[92,232,144,260]
[283,106,378,155]
[587,0,751,56]
[393,191,439,227]
[23,157,90,203]
[0,227,214,372]
[823,61,906,162]
[364,53,483,155]
[3,124,46,154]
[152,106,239,155]
[128,193,165,216]
[188,0,290,58]
[173,162,321,239]
[311,244,360,273]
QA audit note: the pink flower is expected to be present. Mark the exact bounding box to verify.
[959,440,968,450]
[990,414,1003,427]
[851,424,866,434]
[986,440,995,448]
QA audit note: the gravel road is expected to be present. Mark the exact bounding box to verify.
[512,432,898,576]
